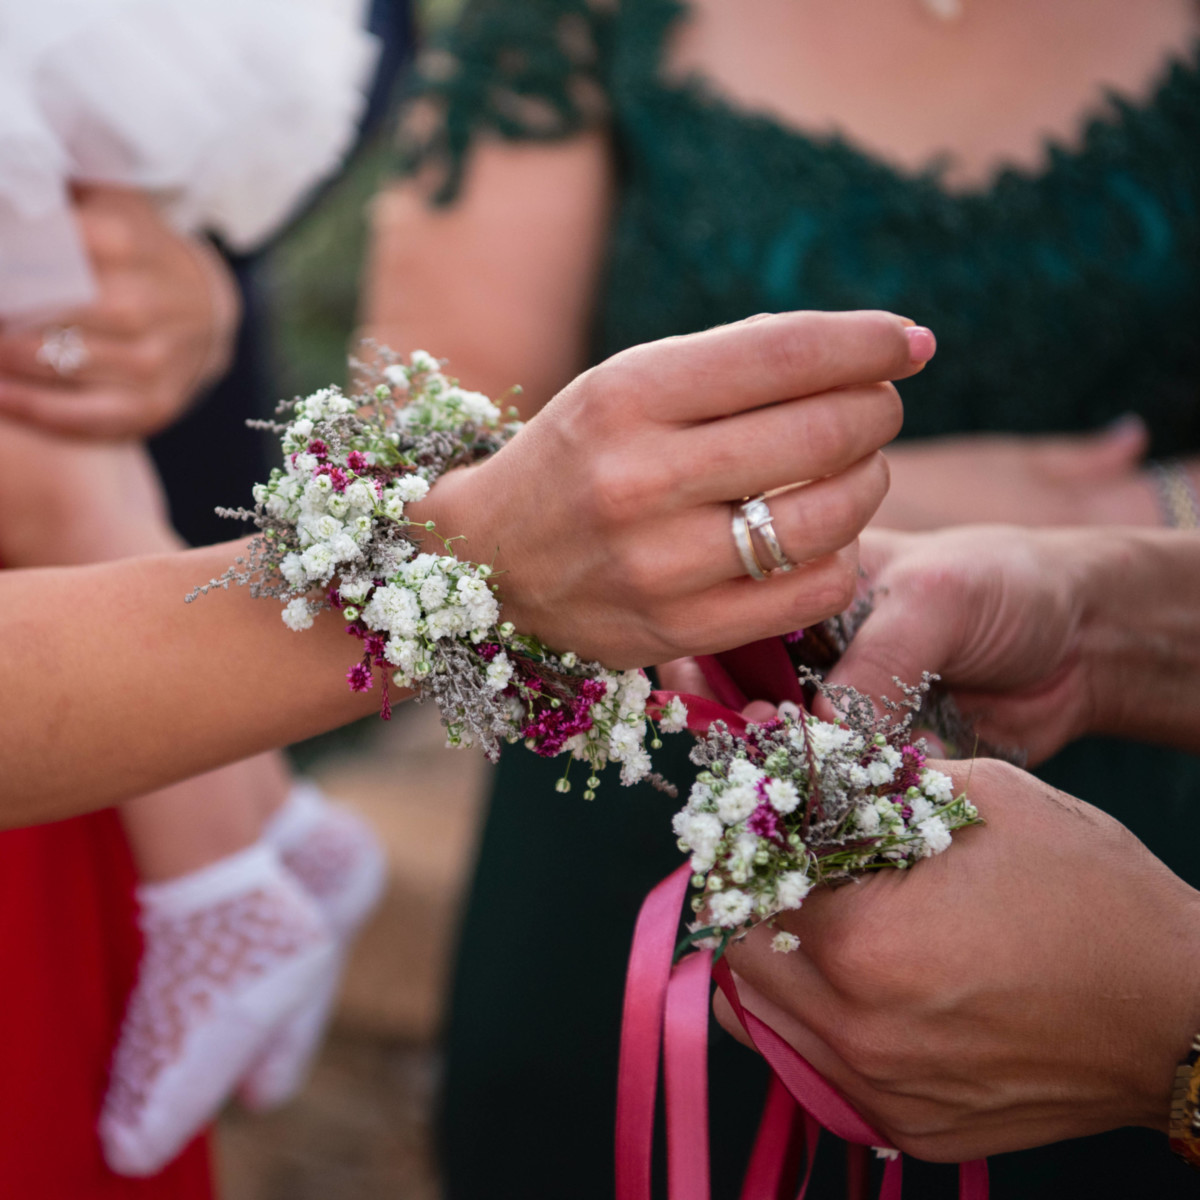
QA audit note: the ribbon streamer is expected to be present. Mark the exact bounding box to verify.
[621,645,988,1200]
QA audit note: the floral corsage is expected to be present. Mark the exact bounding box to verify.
[196,350,978,942]
[191,350,683,793]
[675,672,979,955]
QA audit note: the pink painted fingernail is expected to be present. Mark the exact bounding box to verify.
[905,326,937,364]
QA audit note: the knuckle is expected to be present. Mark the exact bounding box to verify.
[857,450,891,514]
[829,1017,907,1086]
[588,456,647,525]
[81,209,139,262]
[102,294,147,337]
[653,609,710,662]
[585,347,644,411]
[126,338,169,382]
[866,381,904,443]
[885,1116,962,1162]
[763,320,823,392]
[612,541,672,604]
[817,926,885,994]
[585,442,679,526]
[796,552,859,618]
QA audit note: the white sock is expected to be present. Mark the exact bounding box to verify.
[100,843,335,1176]
[238,782,386,1112]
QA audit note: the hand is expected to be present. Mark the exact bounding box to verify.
[0,185,240,439]
[820,525,1200,763]
[0,417,177,567]
[819,526,1093,763]
[719,758,1200,1162]
[876,419,1159,530]
[417,310,933,667]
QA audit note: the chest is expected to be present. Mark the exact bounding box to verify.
[661,0,1200,189]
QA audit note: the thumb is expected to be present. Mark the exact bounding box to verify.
[813,592,964,724]
[1035,415,1148,481]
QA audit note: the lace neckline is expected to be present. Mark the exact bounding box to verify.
[642,0,1200,204]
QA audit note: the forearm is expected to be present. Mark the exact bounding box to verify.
[1072,528,1200,750]
[360,136,613,416]
[0,539,381,825]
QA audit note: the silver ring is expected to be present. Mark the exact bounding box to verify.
[742,494,795,573]
[36,326,90,377]
[731,510,767,580]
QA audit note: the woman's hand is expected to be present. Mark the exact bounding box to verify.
[719,759,1200,1162]
[875,418,1162,529]
[0,185,239,439]
[416,310,933,667]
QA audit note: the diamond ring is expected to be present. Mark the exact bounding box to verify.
[741,494,795,574]
[36,326,90,377]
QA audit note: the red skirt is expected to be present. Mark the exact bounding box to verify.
[0,809,214,1198]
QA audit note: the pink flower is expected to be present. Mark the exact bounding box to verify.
[347,451,370,472]
[364,632,387,663]
[347,662,373,693]
[748,802,785,843]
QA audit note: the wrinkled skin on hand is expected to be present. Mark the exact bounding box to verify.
[718,758,1200,1162]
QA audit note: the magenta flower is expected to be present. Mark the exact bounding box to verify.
[347,451,370,472]
[347,662,373,693]
[748,802,785,843]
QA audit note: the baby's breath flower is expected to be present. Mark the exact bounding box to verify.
[659,695,689,734]
[710,889,753,928]
[281,598,314,631]
[771,931,801,954]
[674,668,979,947]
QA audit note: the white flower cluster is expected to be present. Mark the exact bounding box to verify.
[676,711,977,950]
[384,351,503,431]
[548,669,660,787]
[210,348,684,789]
[358,553,502,687]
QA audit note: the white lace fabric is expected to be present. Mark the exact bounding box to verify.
[101,845,335,1177]
[239,783,387,1111]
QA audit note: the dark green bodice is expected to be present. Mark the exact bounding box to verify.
[406,4,1200,1197]
[410,0,1200,451]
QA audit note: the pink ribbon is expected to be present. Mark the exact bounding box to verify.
[620,645,989,1200]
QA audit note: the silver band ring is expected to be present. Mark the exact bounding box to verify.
[731,510,767,580]
[36,326,90,377]
[742,494,795,573]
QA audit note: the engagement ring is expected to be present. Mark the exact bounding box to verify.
[36,325,89,377]
[742,494,795,573]
[732,495,793,580]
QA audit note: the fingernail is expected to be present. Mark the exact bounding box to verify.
[905,326,937,364]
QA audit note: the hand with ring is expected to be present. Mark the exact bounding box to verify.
[412,310,934,667]
[0,184,240,439]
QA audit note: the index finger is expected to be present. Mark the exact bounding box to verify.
[604,310,935,423]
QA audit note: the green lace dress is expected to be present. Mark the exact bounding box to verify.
[400,3,1200,1196]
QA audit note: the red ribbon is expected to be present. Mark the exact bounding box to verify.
[618,646,989,1200]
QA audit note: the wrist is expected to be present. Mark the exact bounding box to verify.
[1066,529,1200,747]
[1126,892,1200,1133]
